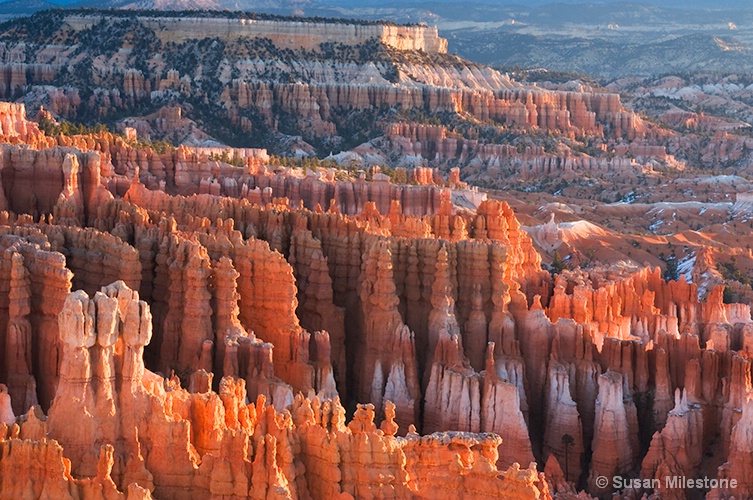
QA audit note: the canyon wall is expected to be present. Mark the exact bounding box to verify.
[62,14,448,53]
[0,101,750,499]
[0,10,655,183]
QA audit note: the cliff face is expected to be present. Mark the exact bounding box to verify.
[63,14,448,53]
[0,227,73,412]
[0,144,111,222]
[0,103,48,147]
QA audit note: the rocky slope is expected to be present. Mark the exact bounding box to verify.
[0,101,752,499]
[0,8,667,196]
[11,7,750,214]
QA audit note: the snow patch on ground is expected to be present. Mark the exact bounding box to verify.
[558,220,606,235]
[649,219,663,233]
[644,201,731,214]
[697,175,749,186]
[330,151,363,164]
[677,252,696,283]
[535,202,577,215]
[697,270,714,300]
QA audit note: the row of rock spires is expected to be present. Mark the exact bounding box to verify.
[0,26,649,148]
[1,110,753,498]
[385,122,655,181]
[2,176,753,498]
[0,51,628,137]
[0,130,555,495]
[0,93,655,198]
[218,81,646,140]
[0,121,479,219]
[0,280,551,499]
[2,102,648,221]
[3,140,560,496]
[27,76,647,151]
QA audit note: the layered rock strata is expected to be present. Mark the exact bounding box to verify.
[0,104,752,498]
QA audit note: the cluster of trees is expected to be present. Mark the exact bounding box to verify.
[209,151,245,167]
[500,65,601,86]
[226,37,289,64]
[38,115,177,155]
[267,154,412,184]
[38,115,109,136]
[718,257,752,287]
[330,107,383,152]
[549,250,569,278]
[75,18,159,58]
[31,8,404,26]
[386,45,471,69]
[269,155,341,170]
[127,138,175,155]
[225,38,401,83]
[0,10,66,44]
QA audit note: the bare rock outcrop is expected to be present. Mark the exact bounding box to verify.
[588,370,635,495]
[0,279,552,499]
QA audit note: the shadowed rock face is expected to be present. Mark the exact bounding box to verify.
[0,148,64,215]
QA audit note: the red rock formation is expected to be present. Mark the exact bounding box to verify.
[0,103,50,148]
[357,238,420,429]
[542,360,584,483]
[289,224,347,395]
[0,279,552,498]
[709,392,753,500]
[0,434,154,499]
[0,231,73,412]
[3,252,37,416]
[4,106,753,499]
[158,236,213,377]
[588,370,635,495]
[641,389,703,497]
[481,343,535,469]
[423,328,480,434]
[0,143,112,222]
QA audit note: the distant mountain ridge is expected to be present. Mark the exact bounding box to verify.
[100,0,310,12]
[0,7,650,175]
[4,0,753,19]
[30,0,753,7]
[450,32,753,78]
[0,0,56,16]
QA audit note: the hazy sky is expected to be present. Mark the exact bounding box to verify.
[325,0,750,6]
[33,0,753,8]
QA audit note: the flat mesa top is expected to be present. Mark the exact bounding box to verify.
[32,8,418,27]
[5,8,447,53]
